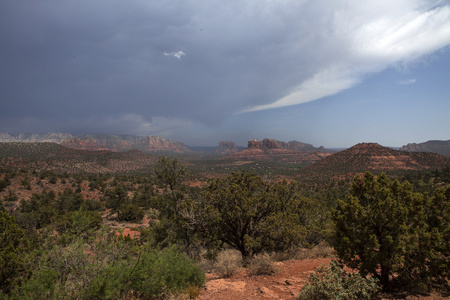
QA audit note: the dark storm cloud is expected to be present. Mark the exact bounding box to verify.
[1,1,300,127]
[1,0,449,136]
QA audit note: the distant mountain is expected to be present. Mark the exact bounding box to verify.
[0,132,74,143]
[246,139,325,153]
[400,140,450,157]
[0,142,159,173]
[61,134,190,153]
[0,133,191,154]
[214,141,239,154]
[225,138,332,164]
[303,143,450,176]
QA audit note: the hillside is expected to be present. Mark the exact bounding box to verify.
[0,133,191,154]
[400,140,450,156]
[302,143,450,178]
[0,132,74,143]
[0,142,159,174]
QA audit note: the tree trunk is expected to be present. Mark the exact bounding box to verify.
[381,265,390,291]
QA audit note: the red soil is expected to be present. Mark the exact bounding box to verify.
[198,258,332,300]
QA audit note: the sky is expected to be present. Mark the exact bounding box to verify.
[1,0,449,148]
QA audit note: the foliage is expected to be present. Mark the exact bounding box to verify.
[88,245,205,299]
[131,186,157,210]
[183,171,307,257]
[149,157,202,256]
[0,176,11,192]
[332,172,449,291]
[129,246,205,297]
[154,156,187,218]
[104,185,129,214]
[7,228,204,300]
[117,204,144,222]
[297,261,381,300]
[399,185,450,291]
[0,211,30,294]
[53,210,103,244]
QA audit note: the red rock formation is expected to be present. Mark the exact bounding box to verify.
[248,139,261,148]
[226,138,333,164]
[215,141,238,154]
[304,143,450,175]
[261,138,280,149]
[62,135,191,153]
[62,138,109,151]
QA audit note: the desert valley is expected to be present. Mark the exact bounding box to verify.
[1,133,449,299]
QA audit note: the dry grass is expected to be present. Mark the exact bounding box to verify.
[214,249,243,278]
[272,242,336,262]
[248,253,279,276]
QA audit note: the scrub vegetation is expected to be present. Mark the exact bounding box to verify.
[1,154,449,299]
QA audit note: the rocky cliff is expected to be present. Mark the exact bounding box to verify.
[400,140,450,157]
[0,132,74,143]
[247,139,324,153]
[62,135,191,153]
[0,133,191,154]
[304,142,450,176]
[226,138,332,164]
[214,141,238,154]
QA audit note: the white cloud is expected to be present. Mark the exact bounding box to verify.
[243,1,450,112]
[399,79,417,85]
[164,51,186,59]
[242,65,358,112]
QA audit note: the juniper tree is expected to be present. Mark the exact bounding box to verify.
[182,170,307,258]
[0,211,30,293]
[333,172,449,291]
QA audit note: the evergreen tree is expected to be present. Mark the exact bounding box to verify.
[184,170,307,258]
[333,172,449,291]
[0,211,30,294]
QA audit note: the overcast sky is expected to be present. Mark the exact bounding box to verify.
[1,0,449,148]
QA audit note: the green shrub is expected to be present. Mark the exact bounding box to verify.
[117,204,144,222]
[0,178,10,192]
[132,246,205,297]
[13,268,59,300]
[333,173,450,291]
[297,261,380,300]
[90,245,205,299]
[0,211,30,294]
[53,210,102,244]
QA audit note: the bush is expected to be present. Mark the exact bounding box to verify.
[117,204,144,222]
[0,211,30,294]
[214,249,242,278]
[297,261,380,300]
[90,245,205,299]
[295,242,336,261]
[248,253,278,276]
[13,237,204,300]
[53,210,103,244]
[333,173,450,291]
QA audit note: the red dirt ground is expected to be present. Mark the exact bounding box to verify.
[198,258,331,300]
[198,259,449,300]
